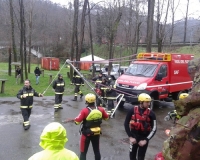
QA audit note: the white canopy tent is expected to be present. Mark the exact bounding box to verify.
[80,55,108,64]
[80,54,108,70]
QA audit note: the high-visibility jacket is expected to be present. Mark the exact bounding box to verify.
[28,122,79,160]
[53,78,65,93]
[17,86,41,108]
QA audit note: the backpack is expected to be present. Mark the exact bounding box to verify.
[81,106,103,136]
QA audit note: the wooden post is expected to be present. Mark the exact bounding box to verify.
[0,79,7,93]
[8,48,12,76]
[49,75,52,84]
[41,69,44,77]
[67,72,70,78]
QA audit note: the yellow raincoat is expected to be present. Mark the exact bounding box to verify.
[28,122,79,160]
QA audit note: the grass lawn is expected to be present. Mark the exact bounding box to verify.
[0,63,94,97]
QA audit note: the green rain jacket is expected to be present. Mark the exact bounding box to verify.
[28,122,79,160]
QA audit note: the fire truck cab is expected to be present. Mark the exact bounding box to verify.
[115,52,194,109]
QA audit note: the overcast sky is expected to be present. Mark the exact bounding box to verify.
[49,0,200,22]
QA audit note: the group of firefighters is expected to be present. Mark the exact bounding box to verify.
[16,60,200,160]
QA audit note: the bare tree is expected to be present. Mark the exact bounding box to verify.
[169,0,180,48]
[19,0,24,83]
[146,0,155,52]
[133,0,143,55]
[70,0,79,79]
[9,0,17,62]
[156,0,170,52]
[77,0,88,68]
[88,1,95,77]
[28,0,34,73]
[183,0,190,43]
[101,1,122,75]
[96,11,102,45]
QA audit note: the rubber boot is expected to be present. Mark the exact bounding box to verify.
[107,110,111,118]
[54,108,58,112]
[72,96,77,101]
[24,125,30,130]
[80,93,83,99]
[58,105,63,109]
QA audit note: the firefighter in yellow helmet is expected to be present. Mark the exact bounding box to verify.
[28,122,79,160]
[124,93,157,160]
[74,93,109,160]
[164,93,189,123]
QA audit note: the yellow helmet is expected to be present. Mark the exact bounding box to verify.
[179,93,189,100]
[85,93,96,103]
[138,93,151,102]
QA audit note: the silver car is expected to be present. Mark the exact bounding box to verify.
[102,66,128,80]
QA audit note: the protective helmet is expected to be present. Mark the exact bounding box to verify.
[138,93,151,102]
[85,93,96,103]
[179,93,189,100]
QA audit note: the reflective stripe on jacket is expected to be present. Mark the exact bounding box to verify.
[17,86,40,107]
[53,79,65,93]
[72,75,84,85]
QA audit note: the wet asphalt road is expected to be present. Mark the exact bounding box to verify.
[0,96,174,160]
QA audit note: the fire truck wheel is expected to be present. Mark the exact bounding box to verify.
[150,97,160,110]
[118,100,125,108]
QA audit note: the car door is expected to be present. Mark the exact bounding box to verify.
[154,64,169,99]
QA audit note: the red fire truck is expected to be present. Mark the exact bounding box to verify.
[115,52,194,109]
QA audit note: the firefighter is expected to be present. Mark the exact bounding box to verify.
[124,93,157,160]
[98,77,109,107]
[71,70,84,101]
[164,93,189,123]
[92,71,103,88]
[92,71,104,106]
[106,78,117,118]
[17,79,43,130]
[74,93,109,160]
[53,74,65,112]
[28,122,79,160]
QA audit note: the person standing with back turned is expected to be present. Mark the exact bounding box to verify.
[71,70,84,101]
[74,93,109,160]
[124,93,157,160]
[28,122,79,160]
[53,74,65,112]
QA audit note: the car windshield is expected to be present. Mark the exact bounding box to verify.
[125,63,157,77]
